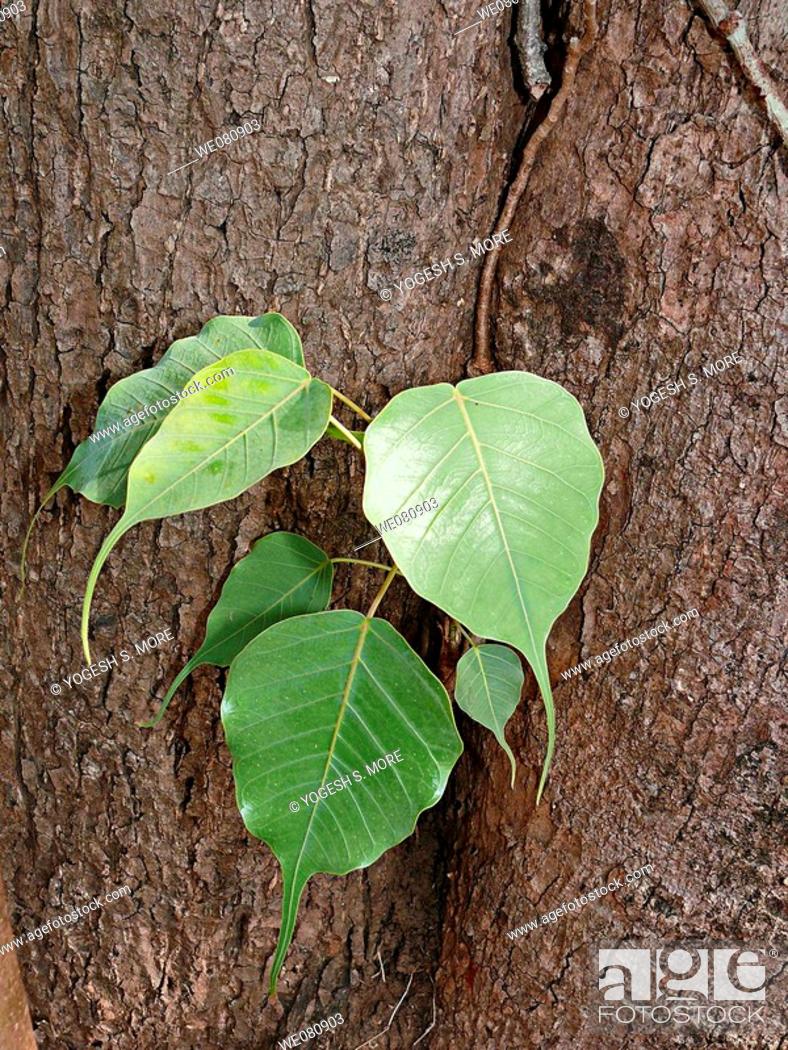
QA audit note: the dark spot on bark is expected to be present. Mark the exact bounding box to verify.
[370,228,418,266]
[531,217,626,347]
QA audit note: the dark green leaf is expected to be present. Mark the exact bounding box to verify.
[221,609,463,994]
[141,532,333,727]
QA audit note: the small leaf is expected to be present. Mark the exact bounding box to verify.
[141,532,334,727]
[20,313,303,580]
[221,609,463,994]
[455,642,523,788]
[81,349,332,660]
[362,371,604,801]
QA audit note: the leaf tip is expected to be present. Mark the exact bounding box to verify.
[535,755,551,805]
[81,519,130,671]
[139,661,197,729]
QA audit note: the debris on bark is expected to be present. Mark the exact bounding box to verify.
[515,0,552,101]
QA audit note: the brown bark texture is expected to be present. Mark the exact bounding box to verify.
[0,0,785,1048]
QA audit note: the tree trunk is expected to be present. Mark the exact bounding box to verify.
[1,0,783,1048]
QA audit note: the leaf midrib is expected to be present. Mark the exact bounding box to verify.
[289,615,371,888]
[471,643,505,742]
[451,389,541,662]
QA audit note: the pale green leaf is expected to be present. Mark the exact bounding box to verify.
[455,641,523,788]
[221,609,463,994]
[81,349,332,660]
[141,532,334,728]
[21,312,303,579]
[362,371,604,801]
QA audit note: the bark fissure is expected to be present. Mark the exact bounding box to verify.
[472,0,599,374]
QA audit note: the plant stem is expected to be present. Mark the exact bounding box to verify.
[457,622,476,647]
[331,558,395,573]
[331,387,372,422]
[329,414,362,450]
[365,566,398,618]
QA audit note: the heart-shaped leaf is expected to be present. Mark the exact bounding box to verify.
[455,641,523,788]
[141,532,334,727]
[81,349,332,660]
[362,371,604,800]
[21,313,303,579]
[221,609,463,994]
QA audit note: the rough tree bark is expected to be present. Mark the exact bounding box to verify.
[1,1,784,1049]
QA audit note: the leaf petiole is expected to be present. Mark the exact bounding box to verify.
[456,622,476,647]
[331,558,396,573]
[365,565,398,618]
[330,387,372,422]
[329,414,363,450]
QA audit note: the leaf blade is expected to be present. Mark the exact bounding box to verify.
[141,532,334,727]
[221,609,463,993]
[247,312,304,368]
[455,642,524,788]
[21,313,304,580]
[60,314,303,509]
[362,372,604,800]
[81,349,332,660]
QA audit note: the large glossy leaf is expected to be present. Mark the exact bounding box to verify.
[81,349,332,660]
[221,609,463,994]
[362,371,604,800]
[455,641,523,788]
[20,313,303,579]
[141,532,334,727]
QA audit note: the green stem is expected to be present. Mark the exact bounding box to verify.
[331,558,395,573]
[330,387,372,422]
[328,414,362,450]
[365,565,398,619]
[456,622,476,647]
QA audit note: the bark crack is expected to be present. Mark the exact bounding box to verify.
[472,0,599,375]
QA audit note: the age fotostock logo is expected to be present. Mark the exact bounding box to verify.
[595,945,773,1028]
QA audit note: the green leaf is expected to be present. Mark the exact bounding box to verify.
[248,312,304,368]
[361,371,604,801]
[455,641,523,788]
[20,313,303,580]
[81,349,332,661]
[141,532,334,728]
[221,609,463,994]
